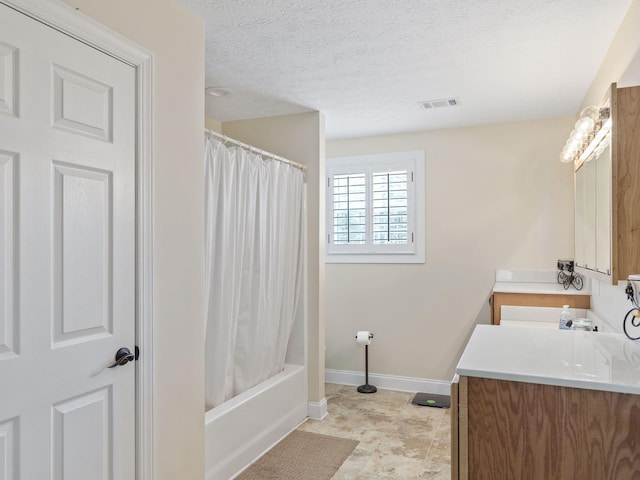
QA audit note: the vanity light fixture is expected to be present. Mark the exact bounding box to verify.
[560,105,610,164]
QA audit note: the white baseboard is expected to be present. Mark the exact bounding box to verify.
[307,398,328,420]
[325,369,451,396]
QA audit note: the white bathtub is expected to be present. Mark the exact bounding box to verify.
[205,364,308,480]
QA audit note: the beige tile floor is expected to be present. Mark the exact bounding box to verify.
[297,384,451,479]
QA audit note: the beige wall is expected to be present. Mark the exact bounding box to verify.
[579,0,640,329]
[61,1,205,479]
[222,112,326,403]
[582,0,640,107]
[324,0,640,382]
[205,115,222,133]
[326,117,575,381]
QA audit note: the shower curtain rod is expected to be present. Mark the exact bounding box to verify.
[205,128,306,172]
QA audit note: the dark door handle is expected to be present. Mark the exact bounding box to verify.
[108,347,135,368]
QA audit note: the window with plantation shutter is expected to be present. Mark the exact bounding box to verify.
[372,170,409,244]
[326,151,425,263]
[332,173,366,245]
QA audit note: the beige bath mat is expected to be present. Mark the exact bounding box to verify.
[236,430,358,480]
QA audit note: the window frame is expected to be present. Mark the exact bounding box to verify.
[325,151,425,264]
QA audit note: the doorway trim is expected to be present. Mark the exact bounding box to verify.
[0,0,155,478]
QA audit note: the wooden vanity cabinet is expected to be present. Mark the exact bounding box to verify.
[451,378,460,480]
[490,292,590,324]
[451,376,640,480]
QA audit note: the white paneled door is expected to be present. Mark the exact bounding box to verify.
[0,4,136,479]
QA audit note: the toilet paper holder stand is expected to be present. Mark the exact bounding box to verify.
[356,332,377,394]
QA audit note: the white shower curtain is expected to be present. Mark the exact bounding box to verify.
[204,137,305,410]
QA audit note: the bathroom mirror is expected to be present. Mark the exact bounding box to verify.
[574,133,611,277]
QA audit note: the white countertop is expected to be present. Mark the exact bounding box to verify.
[493,281,589,295]
[456,325,640,394]
[492,269,590,295]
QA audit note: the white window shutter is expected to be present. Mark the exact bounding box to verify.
[326,151,425,263]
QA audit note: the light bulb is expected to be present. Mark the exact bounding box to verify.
[569,128,587,147]
[565,140,579,154]
[580,106,600,120]
[575,116,595,133]
[560,148,574,163]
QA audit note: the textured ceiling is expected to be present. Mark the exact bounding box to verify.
[180,0,633,139]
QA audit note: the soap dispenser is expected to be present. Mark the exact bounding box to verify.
[559,305,572,330]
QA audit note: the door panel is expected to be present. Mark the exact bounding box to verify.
[0,40,18,117]
[0,4,136,479]
[53,161,113,345]
[0,417,17,480]
[52,64,113,141]
[0,150,17,359]
[52,387,112,480]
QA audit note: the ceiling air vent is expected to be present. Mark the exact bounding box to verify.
[418,97,460,109]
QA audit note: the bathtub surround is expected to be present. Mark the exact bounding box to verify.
[202,134,309,479]
[222,113,326,417]
[205,365,307,480]
[200,112,324,479]
[204,136,305,409]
